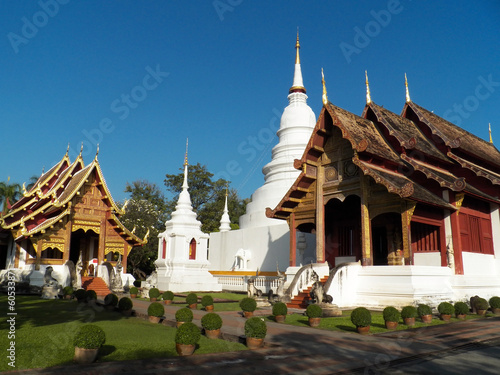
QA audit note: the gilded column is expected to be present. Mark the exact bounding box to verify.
[360,175,372,266]
[289,213,297,267]
[316,167,325,263]
[401,200,416,265]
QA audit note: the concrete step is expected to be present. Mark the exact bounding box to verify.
[82,276,111,296]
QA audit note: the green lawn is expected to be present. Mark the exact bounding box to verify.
[0,295,246,372]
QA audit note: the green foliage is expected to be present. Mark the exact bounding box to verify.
[175,307,193,322]
[401,306,417,319]
[201,295,213,307]
[417,304,432,316]
[305,304,323,318]
[438,302,454,315]
[454,301,469,315]
[186,293,198,305]
[239,297,257,312]
[147,302,165,317]
[163,291,174,301]
[74,289,86,301]
[489,296,500,309]
[0,179,22,214]
[382,306,400,322]
[133,280,141,288]
[350,307,372,327]
[104,293,118,307]
[272,302,288,316]
[85,290,97,301]
[149,288,160,299]
[62,286,73,296]
[201,313,223,331]
[118,297,133,311]
[474,297,489,311]
[244,317,267,339]
[73,324,106,349]
[129,286,138,295]
[175,322,201,345]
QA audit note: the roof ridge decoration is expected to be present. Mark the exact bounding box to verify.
[405,73,411,103]
[365,70,371,104]
[321,68,328,105]
[489,123,493,144]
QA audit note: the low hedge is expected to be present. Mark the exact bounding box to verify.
[186,293,198,305]
[129,286,138,295]
[118,297,133,311]
[489,296,500,309]
[305,304,322,318]
[239,297,257,312]
[454,301,469,315]
[272,302,288,316]
[382,306,400,322]
[201,312,223,331]
[175,307,193,322]
[244,317,267,339]
[73,324,106,349]
[474,297,489,311]
[401,306,417,319]
[175,322,201,345]
[162,291,174,301]
[350,307,371,327]
[149,288,160,299]
[104,293,118,307]
[148,302,165,317]
[201,295,214,307]
[438,302,454,315]
[417,304,432,316]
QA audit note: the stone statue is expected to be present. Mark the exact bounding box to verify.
[41,266,61,299]
[275,263,286,301]
[111,255,124,292]
[75,253,83,289]
[247,278,262,297]
[309,271,332,304]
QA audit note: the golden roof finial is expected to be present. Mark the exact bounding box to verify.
[365,70,372,104]
[405,73,411,103]
[79,142,84,155]
[321,68,328,105]
[22,182,27,195]
[95,144,99,158]
[184,138,189,166]
[66,143,70,156]
[489,123,493,144]
[295,28,300,64]
[143,227,150,243]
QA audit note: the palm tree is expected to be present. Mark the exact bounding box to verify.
[0,177,21,214]
[26,175,40,192]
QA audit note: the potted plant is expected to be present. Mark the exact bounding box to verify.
[454,301,469,320]
[63,286,74,299]
[74,289,86,303]
[489,296,500,314]
[201,295,214,311]
[186,293,198,309]
[382,306,400,330]
[147,302,165,323]
[350,307,372,334]
[162,290,174,305]
[239,297,257,318]
[306,304,323,327]
[129,286,138,298]
[175,322,201,356]
[474,297,489,315]
[438,302,454,321]
[103,293,118,311]
[85,290,97,304]
[118,297,133,316]
[175,307,193,327]
[73,324,106,364]
[401,306,417,326]
[149,287,160,302]
[133,280,141,288]
[201,312,223,339]
[244,317,267,349]
[417,304,433,323]
[272,302,288,323]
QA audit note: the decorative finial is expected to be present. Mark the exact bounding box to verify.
[321,68,328,105]
[22,182,27,194]
[79,142,84,155]
[225,182,229,197]
[66,143,70,156]
[143,228,150,243]
[405,73,411,103]
[184,138,189,166]
[489,123,493,144]
[95,144,99,158]
[295,29,300,64]
[365,70,371,104]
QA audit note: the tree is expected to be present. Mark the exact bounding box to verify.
[0,177,21,214]
[25,175,40,192]
[164,163,246,233]
[120,180,167,279]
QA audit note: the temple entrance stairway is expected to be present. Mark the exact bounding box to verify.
[82,276,111,296]
[286,275,329,309]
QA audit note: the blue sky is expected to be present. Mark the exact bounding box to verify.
[1,1,499,204]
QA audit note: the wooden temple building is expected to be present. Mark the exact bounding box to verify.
[0,149,145,285]
[267,76,500,304]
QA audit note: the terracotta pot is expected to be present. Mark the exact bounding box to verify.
[477,309,487,316]
[205,305,214,312]
[440,314,452,321]
[189,303,197,310]
[456,314,467,320]
[205,329,220,339]
[243,311,253,318]
[308,317,321,327]
[176,343,195,356]
[121,309,132,317]
[150,297,157,302]
[74,347,98,364]
[275,315,286,323]
[130,294,137,299]
[403,317,415,326]
[356,326,370,334]
[385,321,398,330]
[246,337,264,349]
[176,321,185,328]
[421,314,432,323]
[164,300,172,305]
[493,308,500,315]
[64,295,72,300]
[149,316,161,324]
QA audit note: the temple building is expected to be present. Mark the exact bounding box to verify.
[266,73,500,307]
[0,148,145,289]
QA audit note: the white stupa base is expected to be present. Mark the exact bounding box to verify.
[156,260,222,293]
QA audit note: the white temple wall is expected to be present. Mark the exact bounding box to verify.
[491,203,500,258]
[413,252,441,266]
[462,252,498,276]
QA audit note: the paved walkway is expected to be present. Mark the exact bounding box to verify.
[9,299,500,374]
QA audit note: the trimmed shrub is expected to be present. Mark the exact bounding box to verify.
[85,290,97,301]
[239,297,257,312]
[474,297,489,311]
[175,307,193,322]
[74,289,86,301]
[73,324,106,349]
[201,313,223,331]
[454,301,469,316]
[401,306,417,319]
[63,286,74,296]
[186,293,198,305]
[118,297,133,311]
[149,288,160,299]
[382,306,400,322]
[201,295,214,307]
[175,322,201,345]
[350,307,372,327]
[129,286,138,295]
[438,302,454,315]
[104,293,118,307]
[489,296,500,309]
[244,317,267,339]
[133,280,141,288]
[305,304,323,318]
[163,291,174,301]
[272,302,288,316]
[148,302,165,317]
[417,304,432,316]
